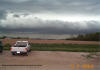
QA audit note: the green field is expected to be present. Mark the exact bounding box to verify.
[3,44,100,52]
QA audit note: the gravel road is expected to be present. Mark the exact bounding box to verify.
[0,51,100,70]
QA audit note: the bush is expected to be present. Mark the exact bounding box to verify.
[3,43,11,50]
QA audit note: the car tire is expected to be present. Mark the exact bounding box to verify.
[0,51,3,53]
[25,52,28,56]
[29,49,31,52]
[12,53,15,55]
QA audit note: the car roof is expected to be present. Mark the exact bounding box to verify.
[16,41,28,42]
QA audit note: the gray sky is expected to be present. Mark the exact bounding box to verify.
[0,0,100,34]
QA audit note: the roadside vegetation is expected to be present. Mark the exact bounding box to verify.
[3,43,100,52]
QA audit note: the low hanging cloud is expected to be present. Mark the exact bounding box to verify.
[0,13,100,34]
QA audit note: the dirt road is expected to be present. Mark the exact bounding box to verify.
[0,39,100,45]
[0,51,100,70]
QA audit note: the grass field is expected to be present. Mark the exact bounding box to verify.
[3,44,100,52]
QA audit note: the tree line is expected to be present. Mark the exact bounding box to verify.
[67,32,100,41]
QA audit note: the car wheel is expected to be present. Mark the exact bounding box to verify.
[12,53,15,55]
[29,49,31,52]
[25,53,28,56]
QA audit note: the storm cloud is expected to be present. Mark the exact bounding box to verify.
[0,12,100,34]
[0,0,100,34]
[0,10,7,20]
[0,0,100,15]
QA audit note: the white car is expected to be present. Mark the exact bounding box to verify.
[11,41,31,55]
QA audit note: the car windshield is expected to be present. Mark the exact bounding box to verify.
[14,42,27,47]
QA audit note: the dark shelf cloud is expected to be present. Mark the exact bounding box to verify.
[0,0,100,34]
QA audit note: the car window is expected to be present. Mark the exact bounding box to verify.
[14,42,27,47]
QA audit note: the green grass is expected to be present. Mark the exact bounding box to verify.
[30,44,100,52]
[3,44,100,52]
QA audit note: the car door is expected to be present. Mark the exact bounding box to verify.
[0,41,3,52]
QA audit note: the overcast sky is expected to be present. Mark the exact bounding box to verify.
[0,0,100,34]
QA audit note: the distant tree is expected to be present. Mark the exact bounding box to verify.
[0,36,7,39]
[77,34,84,40]
[66,32,100,41]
